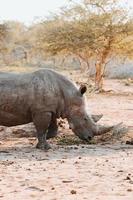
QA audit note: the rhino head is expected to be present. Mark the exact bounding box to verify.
[67,85,115,141]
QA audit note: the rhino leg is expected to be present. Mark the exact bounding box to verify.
[33,112,52,150]
[47,115,58,139]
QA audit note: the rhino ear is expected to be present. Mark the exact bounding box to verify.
[79,85,87,95]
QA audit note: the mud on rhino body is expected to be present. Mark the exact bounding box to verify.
[0,69,114,150]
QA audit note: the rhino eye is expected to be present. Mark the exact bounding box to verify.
[84,117,88,121]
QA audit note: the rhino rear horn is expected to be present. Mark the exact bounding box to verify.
[91,114,103,122]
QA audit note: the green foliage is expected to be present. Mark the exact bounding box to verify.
[33,0,133,90]
[37,0,133,61]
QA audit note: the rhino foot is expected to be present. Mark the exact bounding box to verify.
[36,142,51,151]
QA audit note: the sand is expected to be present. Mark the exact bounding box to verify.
[0,78,133,200]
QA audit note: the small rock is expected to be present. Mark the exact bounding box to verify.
[127,189,132,192]
[129,180,133,184]
[126,140,133,145]
[125,176,131,180]
[71,190,77,194]
[62,180,73,183]
[26,168,31,171]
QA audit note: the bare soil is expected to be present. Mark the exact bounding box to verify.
[0,70,133,200]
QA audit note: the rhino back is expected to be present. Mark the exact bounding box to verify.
[0,69,79,119]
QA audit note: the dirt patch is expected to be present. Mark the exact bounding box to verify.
[0,139,133,200]
[0,70,133,200]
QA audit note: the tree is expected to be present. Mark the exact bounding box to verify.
[0,23,8,52]
[38,0,133,91]
[0,22,27,64]
[4,21,28,54]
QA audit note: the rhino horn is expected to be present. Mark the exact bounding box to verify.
[93,123,123,136]
[91,114,103,123]
[94,125,114,135]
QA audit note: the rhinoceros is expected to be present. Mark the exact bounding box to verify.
[0,69,115,150]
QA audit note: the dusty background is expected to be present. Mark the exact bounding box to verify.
[0,68,133,200]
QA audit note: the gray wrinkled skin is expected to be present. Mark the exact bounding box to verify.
[0,69,113,150]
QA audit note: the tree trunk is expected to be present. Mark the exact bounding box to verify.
[94,36,113,92]
[95,61,105,92]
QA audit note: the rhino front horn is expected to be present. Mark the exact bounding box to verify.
[94,125,114,135]
[94,123,123,136]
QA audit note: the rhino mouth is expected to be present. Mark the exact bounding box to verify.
[74,131,93,142]
[79,135,92,142]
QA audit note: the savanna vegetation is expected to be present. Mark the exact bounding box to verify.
[0,0,133,91]
[0,1,133,199]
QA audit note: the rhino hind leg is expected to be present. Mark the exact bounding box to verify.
[47,115,58,139]
[33,112,52,150]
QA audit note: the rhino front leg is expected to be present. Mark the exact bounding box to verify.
[33,112,52,150]
[47,114,58,139]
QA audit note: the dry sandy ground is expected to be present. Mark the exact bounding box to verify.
[0,141,133,200]
[0,71,133,200]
